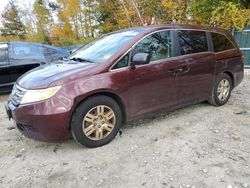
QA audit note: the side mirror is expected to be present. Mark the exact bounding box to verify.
[131,53,150,67]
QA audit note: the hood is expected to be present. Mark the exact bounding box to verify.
[17,61,98,89]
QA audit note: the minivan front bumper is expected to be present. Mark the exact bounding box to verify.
[6,97,71,142]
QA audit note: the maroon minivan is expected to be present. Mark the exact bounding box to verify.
[6,24,244,148]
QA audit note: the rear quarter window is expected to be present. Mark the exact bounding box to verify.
[178,30,208,55]
[211,32,235,52]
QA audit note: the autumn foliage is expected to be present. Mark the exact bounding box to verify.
[0,0,249,46]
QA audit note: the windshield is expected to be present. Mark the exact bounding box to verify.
[68,30,143,63]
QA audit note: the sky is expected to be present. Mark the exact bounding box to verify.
[0,0,60,28]
[0,0,9,15]
[0,0,35,26]
[0,0,34,15]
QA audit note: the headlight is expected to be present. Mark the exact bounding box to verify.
[20,86,61,105]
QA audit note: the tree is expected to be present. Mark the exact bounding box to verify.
[189,0,250,30]
[33,0,51,43]
[19,0,36,35]
[97,0,131,32]
[1,0,250,45]
[49,0,79,45]
[212,1,250,30]
[189,0,220,25]
[237,0,250,9]
[0,0,26,39]
[161,0,188,23]
[81,0,99,38]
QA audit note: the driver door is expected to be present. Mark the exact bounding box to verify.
[127,30,179,118]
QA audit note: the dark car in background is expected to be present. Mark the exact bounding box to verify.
[0,42,69,92]
[6,24,244,148]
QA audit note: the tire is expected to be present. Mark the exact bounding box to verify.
[208,73,232,106]
[70,95,122,148]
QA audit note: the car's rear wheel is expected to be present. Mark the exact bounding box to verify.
[70,95,122,148]
[208,73,232,106]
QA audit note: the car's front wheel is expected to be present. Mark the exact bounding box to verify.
[70,95,122,148]
[208,73,232,106]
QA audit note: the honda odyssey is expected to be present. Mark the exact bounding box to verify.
[6,24,244,148]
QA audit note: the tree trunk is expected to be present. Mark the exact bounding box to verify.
[129,0,145,25]
[119,0,132,27]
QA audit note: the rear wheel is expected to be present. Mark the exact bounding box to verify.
[208,73,232,106]
[71,95,122,148]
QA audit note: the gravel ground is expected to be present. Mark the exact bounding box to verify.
[0,74,250,188]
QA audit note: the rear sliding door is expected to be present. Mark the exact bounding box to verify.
[175,30,216,105]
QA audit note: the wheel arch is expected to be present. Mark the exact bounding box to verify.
[69,91,127,130]
[223,71,235,88]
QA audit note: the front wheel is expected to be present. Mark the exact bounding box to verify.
[70,95,122,148]
[208,73,232,106]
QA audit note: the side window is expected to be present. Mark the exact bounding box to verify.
[0,44,8,63]
[112,53,129,69]
[211,32,235,52]
[178,30,208,55]
[10,43,44,60]
[133,30,172,62]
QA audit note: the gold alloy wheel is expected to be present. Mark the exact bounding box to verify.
[83,105,116,141]
[217,79,230,101]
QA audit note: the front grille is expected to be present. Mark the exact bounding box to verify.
[10,84,26,106]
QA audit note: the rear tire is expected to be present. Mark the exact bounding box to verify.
[208,73,232,106]
[70,95,122,148]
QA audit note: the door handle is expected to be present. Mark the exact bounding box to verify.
[177,66,189,73]
[168,69,178,76]
[168,66,189,76]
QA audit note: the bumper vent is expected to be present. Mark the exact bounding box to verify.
[16,123,37,132]
[10,84,26,106]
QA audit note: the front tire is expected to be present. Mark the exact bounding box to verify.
[208,73,232,106]
[70,95,122,148]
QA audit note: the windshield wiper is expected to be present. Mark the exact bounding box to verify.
[70,57,94,63]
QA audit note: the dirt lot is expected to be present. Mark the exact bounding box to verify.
[0,75,250,188]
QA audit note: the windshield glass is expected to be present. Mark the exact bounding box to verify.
[68,30,143,63]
